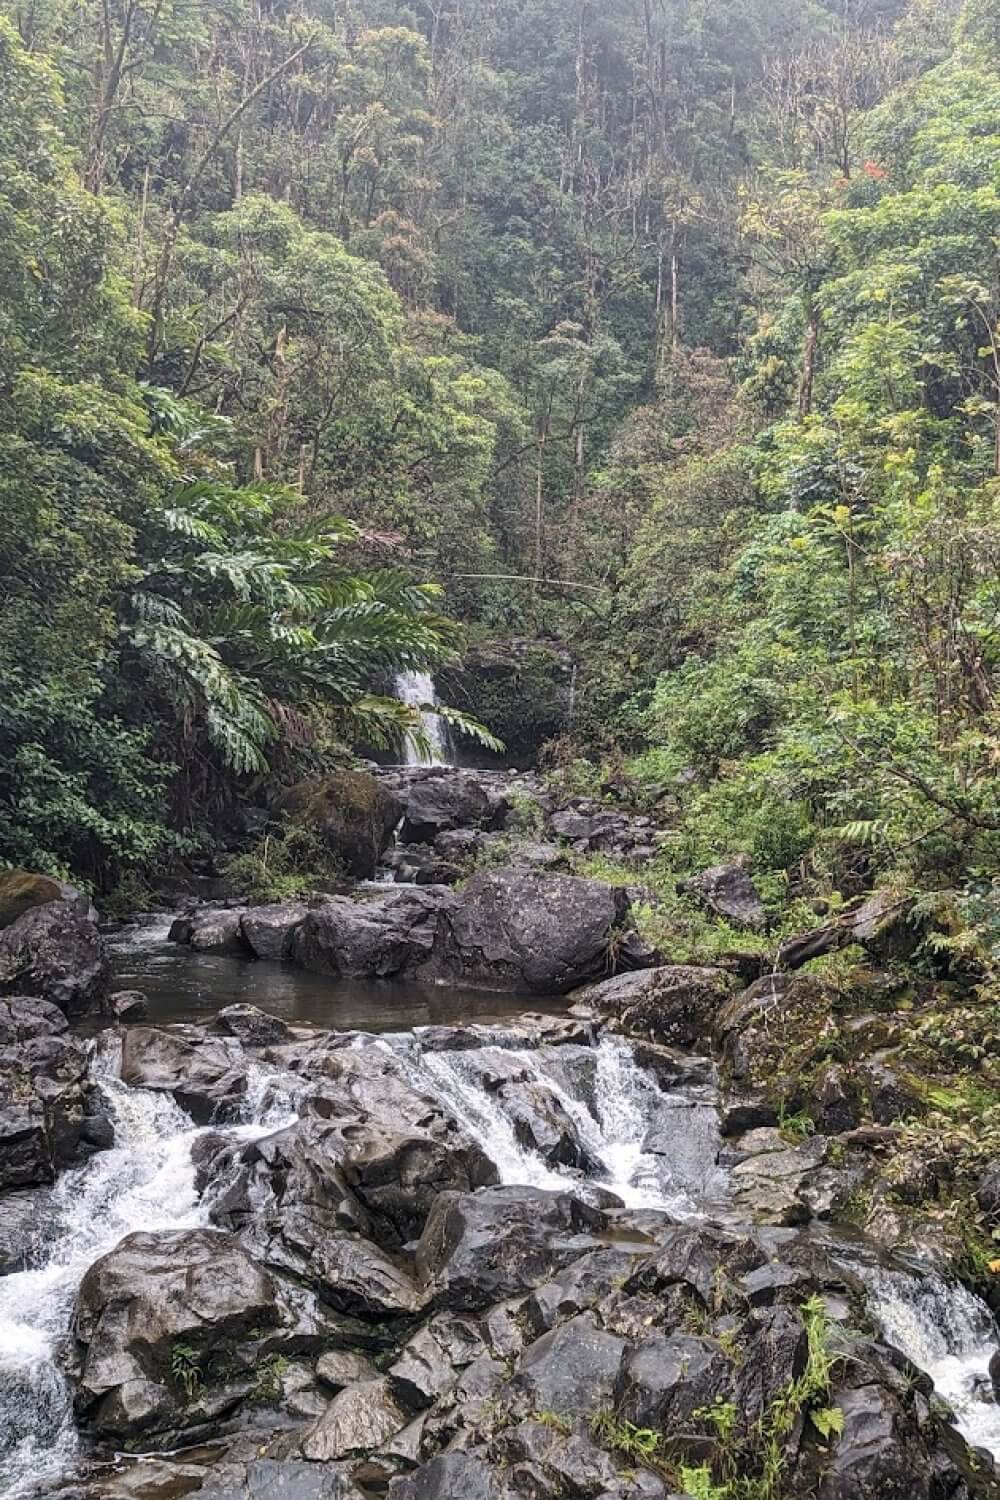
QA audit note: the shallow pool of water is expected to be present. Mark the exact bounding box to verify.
[107,917,567,1032]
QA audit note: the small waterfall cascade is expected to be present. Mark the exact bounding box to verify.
[0,1036,298,1500]
[858,1262,1000,1455]
[396,1034,728,1217]
[394,670,452,767]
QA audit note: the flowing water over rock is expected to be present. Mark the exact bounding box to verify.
[398,1035,727,1214]
[6,920,1000,1494]
[859,1260,1000,1456]
[394,670,452,766]
[0,1036,298,1499]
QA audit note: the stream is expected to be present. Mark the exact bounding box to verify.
[2,930,1000,1495]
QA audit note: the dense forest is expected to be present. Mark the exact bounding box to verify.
[1,0,998,926]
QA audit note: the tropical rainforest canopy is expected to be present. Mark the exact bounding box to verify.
[1,0,998,927]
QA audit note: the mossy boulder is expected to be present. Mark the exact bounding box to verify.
[276,771,403,880]
[0,869,95,932]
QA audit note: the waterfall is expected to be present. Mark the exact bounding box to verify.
[0,1040,298,1500]
[403,1035,726,1216]
[855,1261,1000,1456]
[394,670,452,767]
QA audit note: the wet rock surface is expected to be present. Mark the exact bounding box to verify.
[0,901,109,1016]
[3,790,1000,1500]
[0,996,108,1188]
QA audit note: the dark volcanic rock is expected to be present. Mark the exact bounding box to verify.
[433,868,637,995]
[614,1331,732,1428]
[120,1026,248,1123]
[0,902,109,1016]
[240,902,309,960]
[415,1186,611,1311]
[277,770,403,879]
[576,965,736,1047]
[392,773,500,844]
[216,1003,293,1047]
[682,860,767,931]
[300,1377,407,1460]
[0,869,96,930]
[291,888,453,979]
[168,906,248,955]
[109,990,148,1021]
[511,1313,626,1415]
[0,997,105,1188]
[73,1228,281,1442]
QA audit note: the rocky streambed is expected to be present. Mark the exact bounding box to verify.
[2,770,1000,1498]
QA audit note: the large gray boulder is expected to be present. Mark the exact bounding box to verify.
[0,996,108,1188]
[576,965,736,1047]
[291,887,453,980]
[120,1026,248,1123]
[0,902,109,1016]
[681,860,767,930]
[387,771,501,844]
[240,902,309,960]
[300,1377,407,1461]
[432,868,638,994]
[73,1228,282,1442]
[0,868,97,930]
[277,771,403,880]
[415,1186,611,1311]
[168,906,248,955]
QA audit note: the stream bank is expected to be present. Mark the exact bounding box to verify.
[2,766,1000,1498]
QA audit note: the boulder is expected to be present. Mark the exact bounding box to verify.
[511,1313,626,1416]
[389,1314,485,1411]
[317,1349,380,1392]
[0,1185,55,1271]
[216,1003,293,1047]
[433,868,638,995]
[291,888,453,980]
[730,1137,828,1226]
[277,771,403,879]
[196,1458,366,1500]
[0,868,96,930]
[577,965,736,1047]
[395,774,499,844]
[0,997,107,1188]
[240,902,309,960]
[109,990,148,1021]
[168,907,248,955]
[73,1228,281,1441]
[121,1026,247,1123]
[614,1331,732,1428]
[682,860,766,931]
[979,1164,1000,1225]
[415,1186,611,1311]
[300,1377,407,1461]
[209,1119,426,1319]
[0,902,109,1016]
[388,1453,498,1500]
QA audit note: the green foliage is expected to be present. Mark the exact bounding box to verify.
[223,822,343,903]
[253,1354,290,1404]
[170,1343,202,1402]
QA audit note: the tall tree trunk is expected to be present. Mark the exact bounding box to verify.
[798,296,820,419]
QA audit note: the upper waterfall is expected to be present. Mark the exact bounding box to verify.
[394,670,453,767]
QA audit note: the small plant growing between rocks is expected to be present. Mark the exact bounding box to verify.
[677,1295,843,1500]
[590,1410,667,1466]
[170,1343,202,1402]
[254,1353,290,1403]
[534,1409,572,1435]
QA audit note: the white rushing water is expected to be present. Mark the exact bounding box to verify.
[394,670,452,766]
[413,1035,726,1215]
[0,1038,297,1500]
[861,1262,1000,1456]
